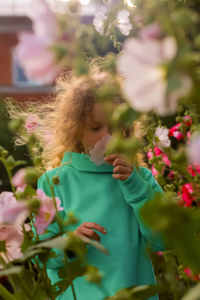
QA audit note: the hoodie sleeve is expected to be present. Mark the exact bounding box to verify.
[32,173,74,270]
[118,166,166,252]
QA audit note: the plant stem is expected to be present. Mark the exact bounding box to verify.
[71,283,77,300]
[0,158,15,193]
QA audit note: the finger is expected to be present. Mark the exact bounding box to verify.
[104,153,123,163]
[81,228,100,242]
[112,174,129,181]
[84,222,107,234]
[112,157,130,168]
[113,165,131,174]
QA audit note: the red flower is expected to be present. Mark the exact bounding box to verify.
[169,123,184,140]
[178,183,195,207]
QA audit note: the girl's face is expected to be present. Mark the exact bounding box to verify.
[80,102,112,154]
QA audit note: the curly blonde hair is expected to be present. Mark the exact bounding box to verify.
[5,66,147,170]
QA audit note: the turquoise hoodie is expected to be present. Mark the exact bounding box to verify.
[36,151,165,300]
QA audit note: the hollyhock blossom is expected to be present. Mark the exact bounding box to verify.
[16,33,61,84]
[187,134,200,166]
[151,164,158,177]
[0,225,24,266]
[184,268,200,281]
[117,31,191,115]
[89,134,112,166]
[178,183,195,207]
[169,123,184,140]
[12,168,26,187]
[34,189,64,235]
[187,163,200,177]
[116,10,132,36]
[28,0,58,39]
[0,192,28,225]
[93,11,110,36]
[15,0,62,84]
[139,23,161,41]
[25,114,40,134]
[153,127,171,150]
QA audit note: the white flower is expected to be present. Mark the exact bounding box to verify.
[116,10,132,36]
[89,134,112,166]
[187,133,200,165]
[153,127,171,150]
[116,33,192,116]
[93,11,109,36]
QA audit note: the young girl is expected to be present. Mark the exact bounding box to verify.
[15,69,165,300]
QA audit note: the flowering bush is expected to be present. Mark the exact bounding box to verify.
[1,0,200,299]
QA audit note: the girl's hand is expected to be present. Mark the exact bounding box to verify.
[104,153,134,181]
[74,222,107,244]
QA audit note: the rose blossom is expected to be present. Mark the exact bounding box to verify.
[34,189,64,235]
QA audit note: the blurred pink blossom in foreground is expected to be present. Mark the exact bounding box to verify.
[187,134,200,166]
[15,0,62,84]
[34,189,64,235]
[12,168,26,188]
[89,134,112,166]
[117,24,192,116]
[0,192,28,225]
[0,225,24,267]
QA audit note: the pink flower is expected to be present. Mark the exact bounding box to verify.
[117,33,192,116]
[16,33,61,84]
[184,267,192,277]
[178,183,195,207]
[187,163,200,177]
[0,192,28,225]
[12,168,26,187]
[0,225,24,267]
[184,268,200,281]
[187,134,200,166]
[183,115,192,127]
[167,170,175,180]
[28,0,58,40]
[34,189,64,235]
[139,23,161,41]
[151,164,159,177]
[154,146,163,156]
[89,134,112,166]
[25,114,40,134]
[156,251,163,256]
[147,148,154,160]
[169,123,184,140]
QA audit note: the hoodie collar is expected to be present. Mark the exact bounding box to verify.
[61,151,114,173]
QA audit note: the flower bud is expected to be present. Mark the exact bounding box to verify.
[52,175,60,185]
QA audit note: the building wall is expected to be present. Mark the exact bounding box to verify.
[0,16,51,102]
